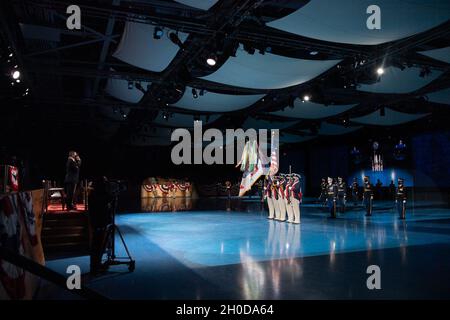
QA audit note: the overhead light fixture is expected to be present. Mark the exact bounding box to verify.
[153,27,163,39]
[376,67,384,75]
[206,54,217,66]
[192,88,198,99]
[244,43,255,55]
[12,70,20,80]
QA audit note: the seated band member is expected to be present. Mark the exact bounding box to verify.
[395,178,407,220]
[285,175,294,223]
[363,176,374,217]
[351,177,359,205]
[64,150,82,211]
[290,174,302,224]
[337,177,347,213]
[277,175,287,222]
[264,177,275,219]
[326,177,338,218]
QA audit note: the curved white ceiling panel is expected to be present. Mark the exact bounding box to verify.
[319,123,362,136]
[175,0,219,10]
[267,0,450,45]
[113,22,188,72]
[105,77,150,103]
[357,67,442,94]
[153,113,220,127]
[242,117,299,130]
[419,46,450,64]
[351,108,428,126]
[200,49,340,89]
[270,100,356,119]
[173,87,264,112]
[426,88,450,105]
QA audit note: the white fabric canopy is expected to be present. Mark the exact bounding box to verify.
[351,108,428,126]
[267,0,450,45]
[419,47,450,64]
[318,123,362,136]
[175,0,218,10]
[113,22,188,72]
[173,87,264,112]
[105,77,150,103]
[242,117,299,130]
[269,100,356,119]
[201,49,340,90]
[426,88,450,105]
[153,112,220,127]
[358,67,442,94]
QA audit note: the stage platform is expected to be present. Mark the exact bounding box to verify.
[42,199,450,299]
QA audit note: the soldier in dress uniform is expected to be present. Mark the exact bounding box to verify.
[319,178,327,205]
[284,174,294,223]
[264,176,275,219]
[290,173,302,224]
[351,177,359,205]
[272,176,281,220]
[363,176,374,216]
[326,177,338,218]
[336,177,347,213]
[277,175,287,222]
[395,178,407,220]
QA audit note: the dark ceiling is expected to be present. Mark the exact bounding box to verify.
[1,0,450,148]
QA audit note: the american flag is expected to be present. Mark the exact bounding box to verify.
[269,147,278,177]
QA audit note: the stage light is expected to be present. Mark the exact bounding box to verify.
[376,67,384,75]
[206,55,217,66]
[8,53,13,57]
[244,43,255,55]
[192,88,198,99]
[12,70,20,80]
[303,95,310,102]
[419,66,431,78]
[16,79,21,83]
[153,27,163,39]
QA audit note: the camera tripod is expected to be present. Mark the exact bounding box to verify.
[101,194,135,272]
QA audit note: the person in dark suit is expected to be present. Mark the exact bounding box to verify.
[64,150,81,210]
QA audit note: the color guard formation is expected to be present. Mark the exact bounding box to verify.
[264,173,302,224]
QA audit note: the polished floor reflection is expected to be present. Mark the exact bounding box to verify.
[45,199,450,299]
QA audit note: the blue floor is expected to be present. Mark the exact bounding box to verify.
[44,199,450,299]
